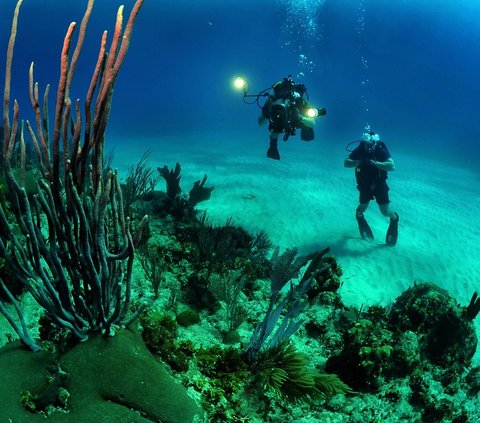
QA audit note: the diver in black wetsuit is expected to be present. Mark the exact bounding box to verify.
[344,129,399,246]
[258,75,325,160]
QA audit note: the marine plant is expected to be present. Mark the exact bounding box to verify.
[209,268,248,343]
[242,247,355,404]
[253,340,352,404]
[465,291,480,320]
[194,214,242,270]
[0,0,146,351]
[245,246,315,362]
[122,148,160,213]
[136,242,165,298]
[388,282,477,368]
[158,162,182,201]
[194,345,250,421]
[326,317,396,391]
[157,162,214,218]
[176,308,201,327]
[0,3,209,420]
[139,310,194,372]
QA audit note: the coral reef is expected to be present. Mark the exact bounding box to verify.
[1,2,480,422]
[389,282,477,368]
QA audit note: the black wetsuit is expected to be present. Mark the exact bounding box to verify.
[348,141,392,205]
[261,80,306,134]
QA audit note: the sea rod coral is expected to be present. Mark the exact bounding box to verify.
[0,0,146,350]
[0,2,204,421]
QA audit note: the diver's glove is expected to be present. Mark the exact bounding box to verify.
[360,159,378,167]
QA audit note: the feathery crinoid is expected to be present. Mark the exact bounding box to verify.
[313,373,354,398]
[254,341,352,404]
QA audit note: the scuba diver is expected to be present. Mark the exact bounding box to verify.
[236,75,326,160]
[344,128,399,246]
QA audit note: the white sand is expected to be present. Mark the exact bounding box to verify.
[2,131,479,363]
[114,132,480,334]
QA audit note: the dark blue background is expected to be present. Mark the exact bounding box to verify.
[2,0,479,167]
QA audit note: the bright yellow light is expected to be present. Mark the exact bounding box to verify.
[306,107,318,118]
[233,76,246,90]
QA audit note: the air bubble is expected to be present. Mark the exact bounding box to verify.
[278,0,326,75]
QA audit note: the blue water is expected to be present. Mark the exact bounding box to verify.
[2,0,480,167]
[2,3,480,419]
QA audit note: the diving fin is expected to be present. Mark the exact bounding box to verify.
[300,126,314,141]
[386,213,399,246]
[356,211,374,241]
[267,137,280,160]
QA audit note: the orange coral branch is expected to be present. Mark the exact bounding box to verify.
[113,0,144,77]
[52,22,76,188]
[28,63,51,177]
[3,0,23,166]
[65,0,94,101]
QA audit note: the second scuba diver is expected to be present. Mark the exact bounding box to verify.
[344,128,399,246]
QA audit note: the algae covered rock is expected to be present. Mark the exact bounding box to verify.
[388,282,477,368]
[0,328,203,422]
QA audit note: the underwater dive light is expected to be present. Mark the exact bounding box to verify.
[304,107,327,119]
[233,76,248,96]
[306,107,318,118]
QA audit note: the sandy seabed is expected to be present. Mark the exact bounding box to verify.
[113,131,480,360]
[2,131,479,363]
